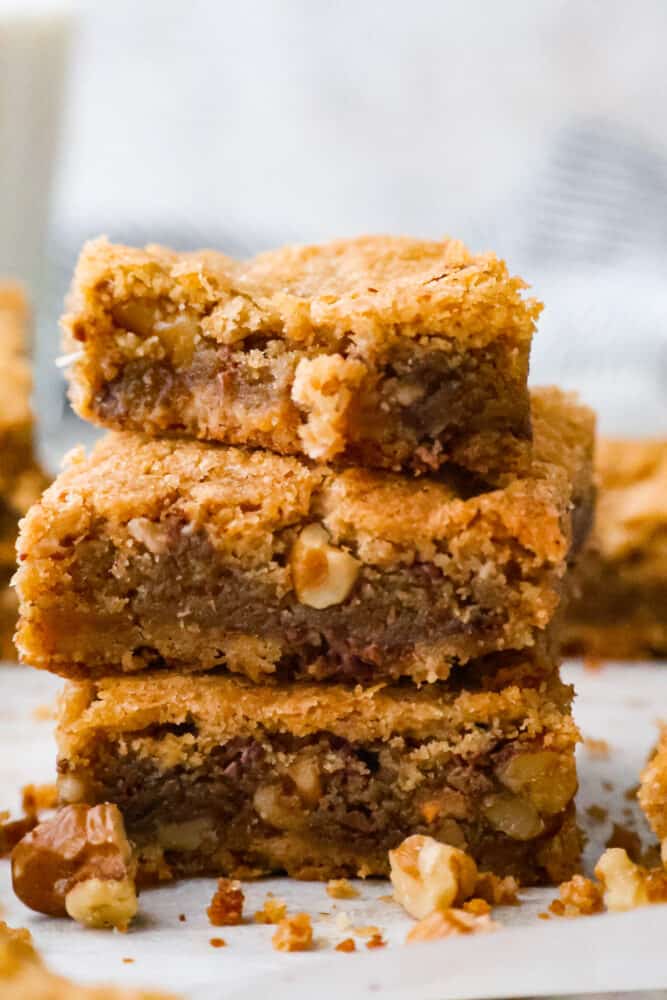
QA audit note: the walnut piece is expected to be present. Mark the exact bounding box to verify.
[290,524,360,609]
[326,878,359,900]
[207,878,244,926]
[389,835,478,920]
[549,875,604,917]
[496,750,577,816]
[595,848,667,911]
[272,913,313,952]
[406,908,498,943]
[482,791,544,841]
[11,803,137,931]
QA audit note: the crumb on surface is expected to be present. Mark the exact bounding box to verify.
[378,894,394,904]
[21,783,58,816]
[326,878,359,900]
[602,780,614,792]
[473,872,520,907]
[353,925,380,938]
[335,937,356,953]
[624,784,639,801]
[538,912,550,920]
[584,737,611,759]
[178,913,186,922]
[209,937,226,948]
[583,657,604,673]
[253,895,287,924]
[272,913,313,952]
[365,932,386,950]
[122,957,134,964]
[406,908,498,943]
[463,898,492,916]
[207,878,244,926]
[549,875,604,918]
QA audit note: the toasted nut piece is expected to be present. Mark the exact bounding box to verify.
[290,524,360,609]
[549,875,603,918]
[482,791,544,841]
[389,835,477,920]
[11,803,137,927]
[65,876,137,931]
[272,913,313,952]
[326,878,359,900]
[406,907,498,943]
[496,751,577,816]
[207,878,244,926]
[594,848,649,912]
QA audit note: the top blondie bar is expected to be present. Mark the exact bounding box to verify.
[63,235,542,480]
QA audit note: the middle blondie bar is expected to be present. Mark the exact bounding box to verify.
[55,664,580,884]
[16,387,594,682]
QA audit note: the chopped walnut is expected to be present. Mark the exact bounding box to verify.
[548,875,603,917]
[473,872,520,907]
[11,803,137,931]
[326,878,359,900]
[595,848,650,911]
[389,835,477,919]
[207,878,244,926]
[21,784,58,816]
[335,937,356,952]
[253,894,287,924]
[290,524,360,609]
[462,898,491,916]
[406,908,498,943]
[272,913,313,952]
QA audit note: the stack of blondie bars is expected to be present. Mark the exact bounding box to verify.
[0,285,46,660]
[15,236,594,884]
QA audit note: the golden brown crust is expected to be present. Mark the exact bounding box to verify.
[0,283,32,443]
[56,669,577,756]
[66,235,541,351]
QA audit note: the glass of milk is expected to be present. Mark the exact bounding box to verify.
[0,1,72,292]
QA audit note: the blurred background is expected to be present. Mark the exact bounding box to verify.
[4,0,667,469]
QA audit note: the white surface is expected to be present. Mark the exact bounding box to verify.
[1,661,667,999]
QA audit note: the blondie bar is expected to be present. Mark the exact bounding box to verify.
[0,284,37,499]
[63,235,541,480]
[563,438,667,659]
[0,285,46,660]
[56,667,580,885]
[16,388,594,682]
[639,725,667,856]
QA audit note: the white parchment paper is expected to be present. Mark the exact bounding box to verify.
[1,661,666,1000]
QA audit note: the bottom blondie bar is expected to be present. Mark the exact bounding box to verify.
[56,668,580,885]
[563,438,666,658]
